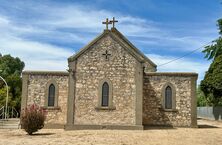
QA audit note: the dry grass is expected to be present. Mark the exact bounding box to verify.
[0,119,221,145]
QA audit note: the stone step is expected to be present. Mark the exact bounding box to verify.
[0,123,19,126]
[0,122,20,125]
[0,118,20,129]
[0,120,19,122]
[0,125,20,129]
[0,118,20,121]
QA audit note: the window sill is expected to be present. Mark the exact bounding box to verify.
[43,106,61,110]
[159,108,178,112]
[95,106,116,110]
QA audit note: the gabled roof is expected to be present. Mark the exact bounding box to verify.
[68,28,157,68]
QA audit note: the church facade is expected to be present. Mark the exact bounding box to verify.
[21,20,198,130]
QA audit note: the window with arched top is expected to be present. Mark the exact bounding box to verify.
[162,83,176,111]
[45,80,59,108]
[48,84,55,106]
[165,86,172,109]
[96,79,115,110]
[102,82,109,106]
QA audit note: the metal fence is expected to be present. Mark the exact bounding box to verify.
[197,107,222,120]
[0,106,19,119]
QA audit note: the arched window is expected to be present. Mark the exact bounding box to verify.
[48,84,55,106]
[165,86,172,109]
[102,82,109,106]
[96,79,115,110]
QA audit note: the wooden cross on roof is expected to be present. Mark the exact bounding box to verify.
[110,17,118,28]
[102,18,112,30]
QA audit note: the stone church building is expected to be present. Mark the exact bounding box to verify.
[21,19,198,130]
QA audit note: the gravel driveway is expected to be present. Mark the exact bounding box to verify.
[0,119,221,145]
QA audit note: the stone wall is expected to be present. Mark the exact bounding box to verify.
[73,34,142,126]
[143,72,197,127]
[22,71,69,127]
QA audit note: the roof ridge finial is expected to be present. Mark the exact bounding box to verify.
[102,18,112,30]
[110,17,118,28]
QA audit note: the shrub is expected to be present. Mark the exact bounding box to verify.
[21,104,46,135]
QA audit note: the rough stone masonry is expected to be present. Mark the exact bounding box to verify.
[21,19,198,130]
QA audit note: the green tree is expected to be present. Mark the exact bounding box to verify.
[202,19,222,60]
[218,19,222,35]
[0,87,15,108]
[0,54,25,112]
[200,54,222,106]
[201,18,222,106]
[197,86,208,106]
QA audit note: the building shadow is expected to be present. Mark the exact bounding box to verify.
[30,133,55,136]
[198,124,219,129]
[143,77,173,128]
[143,125,175,130]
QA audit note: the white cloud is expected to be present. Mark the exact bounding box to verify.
[0,36,72,57]
[1,1,216,52]
[147,53,211,84]
[0,14,74,71]
[0,2,163,72]
[0,35,73,71]
[0,0,216,76]
[0,15,9,26]
[25,60,69,71]
[30,4,161,38]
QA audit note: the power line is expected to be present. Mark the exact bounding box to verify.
[157,41,213,67]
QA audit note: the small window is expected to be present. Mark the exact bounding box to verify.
[102,82,109,106]
[165,86,172,109]
[96,79,115,110]
[48,84,55,106]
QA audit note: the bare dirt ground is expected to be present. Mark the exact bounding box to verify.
[0,119,221,145]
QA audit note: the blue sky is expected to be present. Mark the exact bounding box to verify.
[0,0,221,83]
